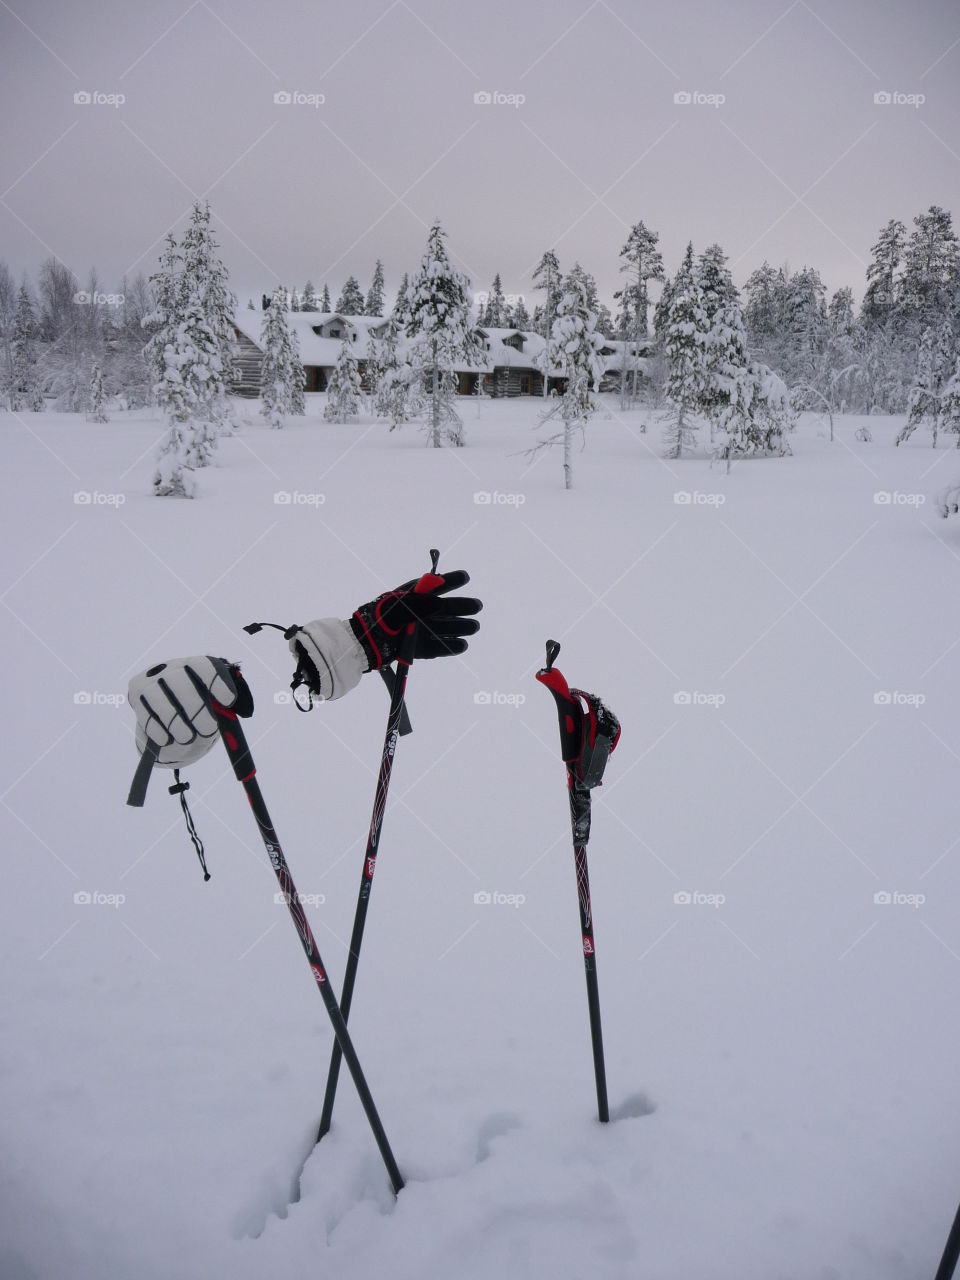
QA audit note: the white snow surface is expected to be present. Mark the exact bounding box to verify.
[1,398,958,1280]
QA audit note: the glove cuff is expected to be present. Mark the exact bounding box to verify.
[290,618,367,699]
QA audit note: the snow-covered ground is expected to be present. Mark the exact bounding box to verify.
[2,397,959,1280]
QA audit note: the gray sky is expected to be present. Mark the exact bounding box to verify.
[2,0,959,310]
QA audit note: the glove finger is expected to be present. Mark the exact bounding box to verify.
[425,569,470,595]
[418,617,481,639]
[416,636,470,659]
[420,595,483,618]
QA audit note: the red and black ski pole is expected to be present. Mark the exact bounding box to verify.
[536,639,621,1124]
[315,548,437,1143]
[190,668,405,1195]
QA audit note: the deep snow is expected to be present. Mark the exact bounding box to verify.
[1,397,959,1280]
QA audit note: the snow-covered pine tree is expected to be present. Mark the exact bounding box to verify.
[697,244,738,322]
[144,235,182,393]
[404,221,483,447]
[320,283,332,313]
[373,318,421,427]
[180,202,239,423]
[512,296,531,329]
[152,293,223,497]
[259,288,304,428]
[901,206,960,329]
[323,340,363,422]
[617,221,664,403]
[483,274,506,327]
[532,250,562,396]
[662,244,709,459]
[862,220,906,327]
[10,282,41,411]
[532,275,605,489]
[896,326,940,446]
[301,280,319,312]
[336,276,365,315]
[391,273,409,325]
[706,299,793,462]
[88,360,108,422]
[365,260,385,316]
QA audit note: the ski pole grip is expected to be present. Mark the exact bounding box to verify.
[184,667,256,783]
[536,641,582,766]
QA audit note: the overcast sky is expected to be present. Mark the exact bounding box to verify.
[2,0,959,310]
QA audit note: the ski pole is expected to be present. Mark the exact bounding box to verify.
[191,669,405,1195]
[935,1199,960,1280]
[536,639,621,1124]
[315,550,435,1143]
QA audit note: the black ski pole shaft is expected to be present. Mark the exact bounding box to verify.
[537,639,617,1125]
[570,781,609,1123]
[315,547,439,1141]
[935,1199,960,1280]
[316,619,417,1142]
[200,686,404,1195]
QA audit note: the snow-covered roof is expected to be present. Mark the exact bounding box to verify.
[233,311,648,378]
[233,310,390,368]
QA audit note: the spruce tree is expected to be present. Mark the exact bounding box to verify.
[405,221,483,447]
[483,273,506,327]
[323,339,363,422]
[662,244,709,459]
[512,296,531,329]
[259,287,304,428]
[180,201,238,421]
[320,283,332,313]
[301,280,319,312]
[10,282,40,411]
[533,275,605,489]
[364,260,385,316]
[862,219,906,326]
[88,360,108,422]
[896,327,940,446]
[335,275,365,315]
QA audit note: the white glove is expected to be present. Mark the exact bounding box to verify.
[128,656,241,769]
[287,618,366,702]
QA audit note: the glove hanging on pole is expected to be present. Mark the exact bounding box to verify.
[125,656,255,879]
[244,559,482,729]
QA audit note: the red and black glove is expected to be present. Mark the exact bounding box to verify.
[350,568,482,670]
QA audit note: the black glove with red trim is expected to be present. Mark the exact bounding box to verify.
[349,568,482,670]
